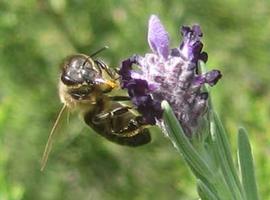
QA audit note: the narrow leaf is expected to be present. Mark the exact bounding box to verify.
[238,127,259,200]
[162,101,213,179]
[197,179,219,200]
[212,111,245,199]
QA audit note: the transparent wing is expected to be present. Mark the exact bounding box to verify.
[83,101,151,147]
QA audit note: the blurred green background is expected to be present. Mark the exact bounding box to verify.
[1,0,270,199]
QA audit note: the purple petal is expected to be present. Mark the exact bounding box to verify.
[148,15,170,60]
[135,96,163,124]
[193,70,222,86]
[204,70,222,86]
[170,48,181,57]
[192,25,203,37]
[193,76,206,85]
[130,70,143,79]
[180,25,205,63]
[119,55,163,125]
[127,79,149,96]
[199,52,208,63]
[119,55,141,88]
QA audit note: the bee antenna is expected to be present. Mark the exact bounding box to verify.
[90,46,109,57]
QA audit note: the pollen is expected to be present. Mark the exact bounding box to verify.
[106,80,118,89]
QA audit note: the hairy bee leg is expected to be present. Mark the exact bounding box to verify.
[109,96,130,101]
[94,59,117,79]
[113,115,148,137]
[83,100,151,146]
[92,106,148,137]
[114,67,120,74]
[92,106,132,123]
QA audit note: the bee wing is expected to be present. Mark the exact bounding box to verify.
[40,105,68,171]
[83,102,151,147]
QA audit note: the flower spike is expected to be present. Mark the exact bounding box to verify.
[120,15,221,136]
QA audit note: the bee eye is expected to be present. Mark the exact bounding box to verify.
[81,68,96,84]
[61,74,77,86]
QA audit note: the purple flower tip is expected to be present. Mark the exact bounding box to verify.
[194,70,222,86]
[205,70,222,86]
[148,15,170,60]
[180,25,206,64]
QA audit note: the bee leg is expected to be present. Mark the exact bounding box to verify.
[109,96,130,101]
[92,106,148,136]
[110,114,149,137]
[94,59,117,79]
[113,67,120,74]
[92,106,131,124]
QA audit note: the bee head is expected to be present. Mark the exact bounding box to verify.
[61,54,101,87]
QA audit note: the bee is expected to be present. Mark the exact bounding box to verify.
[41,47,151,171]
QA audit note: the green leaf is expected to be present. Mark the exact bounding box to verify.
[197,179,219,200]
[238,128,259,200]
[161,101,213,179]
[211,112,245,200]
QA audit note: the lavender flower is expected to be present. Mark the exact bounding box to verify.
[119,15,221,136]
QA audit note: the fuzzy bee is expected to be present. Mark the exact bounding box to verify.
[41,47,151,171]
